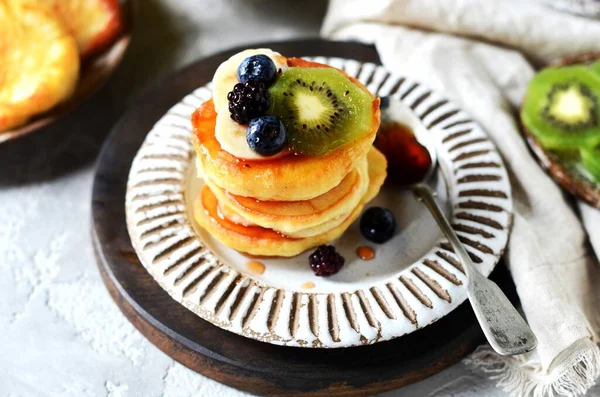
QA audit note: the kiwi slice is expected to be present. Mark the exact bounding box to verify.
[581,146,600,183]
[268,67,374,155]
[521,66,600,149]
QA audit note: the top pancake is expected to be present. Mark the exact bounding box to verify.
[191,57,380,201]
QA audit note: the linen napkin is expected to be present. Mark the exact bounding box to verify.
[322,1,600,396]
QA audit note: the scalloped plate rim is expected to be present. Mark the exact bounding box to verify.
[125,57,514,348]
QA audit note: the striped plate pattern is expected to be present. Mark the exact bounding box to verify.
[126,57,513,348]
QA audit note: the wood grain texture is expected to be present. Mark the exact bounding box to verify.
[92,39,519,396]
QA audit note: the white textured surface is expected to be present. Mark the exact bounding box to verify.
[0,1,598,396]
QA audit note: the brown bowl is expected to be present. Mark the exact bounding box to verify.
[0,0,136,145]
[520,53,600,209]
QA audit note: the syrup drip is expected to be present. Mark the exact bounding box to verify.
[356,246,375,261]
[301,282,315,289]
[375,122,432,186]
[246,260,266,275]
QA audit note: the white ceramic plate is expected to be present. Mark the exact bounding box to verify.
[125,57,513,348]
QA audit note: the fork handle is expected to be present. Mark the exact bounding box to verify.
[412,183,476,279]
[412,183,538,356]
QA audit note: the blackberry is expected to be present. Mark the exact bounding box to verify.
[309,245,345,277]
[227,80,270,124]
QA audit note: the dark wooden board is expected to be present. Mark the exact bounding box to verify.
[91,39,518,397]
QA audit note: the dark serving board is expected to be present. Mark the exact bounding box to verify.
[91,39,518,397]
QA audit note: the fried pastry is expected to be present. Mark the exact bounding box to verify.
[0,0,79,131]
[39,0,122,58]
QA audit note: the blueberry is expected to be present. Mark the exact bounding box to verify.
[246,116,287,156]
[238,55,277,85]
[360,207,396,243]
[379,96,390,110]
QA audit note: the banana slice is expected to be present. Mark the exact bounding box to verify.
[212,49,288,159]
[215,110,290,161]
[215,110,262,160]
[212,48,287,113]
[0,0,80,131]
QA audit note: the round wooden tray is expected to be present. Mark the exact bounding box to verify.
[91,39,518,396]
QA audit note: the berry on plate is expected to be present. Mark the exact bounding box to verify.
[309,245,345,276]
[360,207,396,243]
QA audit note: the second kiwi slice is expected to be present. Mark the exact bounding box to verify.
[521,66,600,149]
[591,61,600,76]
[581,146,600,183]
[268,67,375,155]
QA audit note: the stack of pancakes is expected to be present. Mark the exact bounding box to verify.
[191,59,387,257]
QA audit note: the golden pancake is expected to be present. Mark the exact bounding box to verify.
[206,153,369,236]
[294,148,388,238]
[193,148,387,257]
[0,0,79,131]
[215,194,352,239]
[194,186,364,257]
[38,0,122,58]
[192,98,379,201]
[363,147,387,202]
